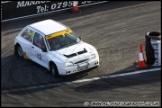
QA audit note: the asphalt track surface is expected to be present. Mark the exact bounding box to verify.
[1,1,161,107]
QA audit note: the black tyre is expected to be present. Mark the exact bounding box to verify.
[50,63,59,77]
[145,31,160,65]
[17,45,23,57]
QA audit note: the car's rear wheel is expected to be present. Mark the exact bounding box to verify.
[50,63,59,77]
[17,45,23,57]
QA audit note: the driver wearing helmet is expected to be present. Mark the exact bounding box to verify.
[37,37,46,49]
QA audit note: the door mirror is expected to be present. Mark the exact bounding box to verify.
[42,48,47,52]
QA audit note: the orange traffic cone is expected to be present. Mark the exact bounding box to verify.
[137,43,147,68]
[72,1,79,12]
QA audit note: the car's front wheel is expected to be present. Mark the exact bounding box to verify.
[17,45,23,57]
[50,63,59,78]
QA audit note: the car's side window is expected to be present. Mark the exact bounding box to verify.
[21,28,35,42]
[33,32,46,50]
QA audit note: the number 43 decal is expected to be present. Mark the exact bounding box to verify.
[37,53,42,60]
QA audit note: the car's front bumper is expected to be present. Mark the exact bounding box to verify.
[58,58,99,75]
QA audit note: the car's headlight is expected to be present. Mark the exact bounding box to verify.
[65,62,74,67]
[90,54,96,60]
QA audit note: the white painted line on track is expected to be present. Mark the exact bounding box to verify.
[2,68,161,93]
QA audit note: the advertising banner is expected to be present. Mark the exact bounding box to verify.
[1,1,107,22]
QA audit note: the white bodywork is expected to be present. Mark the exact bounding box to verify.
[14,19,99,75]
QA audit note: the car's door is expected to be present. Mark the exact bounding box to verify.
[19,27,35,58]
[31,32,49,68]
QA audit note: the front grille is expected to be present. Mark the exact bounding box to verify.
[74,59,88,64]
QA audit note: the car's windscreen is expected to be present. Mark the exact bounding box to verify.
[46,32,81,51]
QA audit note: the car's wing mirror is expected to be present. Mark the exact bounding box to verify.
[42,48,47,52]
[79,37,82,40]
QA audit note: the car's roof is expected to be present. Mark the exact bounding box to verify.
[28,19,68,35]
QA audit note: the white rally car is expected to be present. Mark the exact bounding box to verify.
[14,19,99,77]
